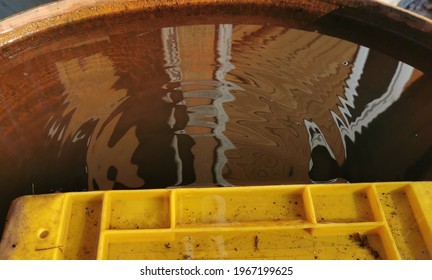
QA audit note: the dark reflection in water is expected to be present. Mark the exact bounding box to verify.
[0,24,431,235]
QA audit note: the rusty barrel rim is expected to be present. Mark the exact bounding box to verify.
[0,0,431,70]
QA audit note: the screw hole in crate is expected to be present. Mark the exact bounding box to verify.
[39,230,49,239]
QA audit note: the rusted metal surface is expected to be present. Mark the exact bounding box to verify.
[0,1,429,40]
[0,0,430,72]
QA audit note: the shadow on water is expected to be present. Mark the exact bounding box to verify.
[0,19,431,237]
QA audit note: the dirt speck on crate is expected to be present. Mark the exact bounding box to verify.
[349,233,380,259]
[254,235,259,251]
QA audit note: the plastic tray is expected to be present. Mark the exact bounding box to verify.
[0,182,431,259]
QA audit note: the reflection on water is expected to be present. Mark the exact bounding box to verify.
[0,24,431,233]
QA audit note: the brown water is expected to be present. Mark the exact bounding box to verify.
[0,22,431,235]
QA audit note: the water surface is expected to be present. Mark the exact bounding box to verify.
[0,23,431,235]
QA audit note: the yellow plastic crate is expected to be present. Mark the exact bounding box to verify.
[0,182,431,260]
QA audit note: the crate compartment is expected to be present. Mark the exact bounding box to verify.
[61,193,104,260]
[100,229,319,260]
[174,187,308,226]
[377,185,430,259]
[310,185,375,223]
[313,232,385,260]
[407,184,432,254]
[99,226,390,260]
[104,191,171,230]
[310,225,394,260]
